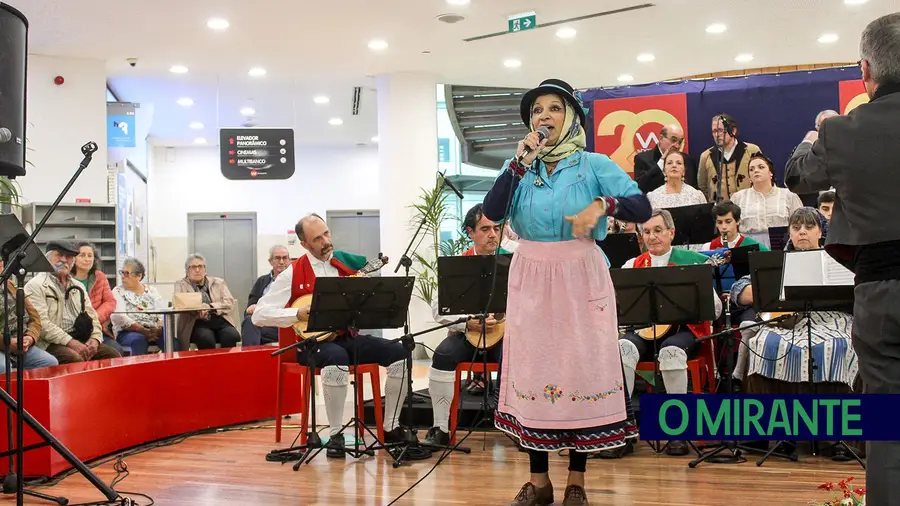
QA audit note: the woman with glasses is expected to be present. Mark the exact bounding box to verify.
[175,253,240,350]
[110,257,166,355]
[72,241,122,354]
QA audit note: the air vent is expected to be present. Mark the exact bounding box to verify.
[437,13,465,24]
[463,3,654,42]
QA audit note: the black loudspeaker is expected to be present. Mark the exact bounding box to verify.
[0,3,28,178]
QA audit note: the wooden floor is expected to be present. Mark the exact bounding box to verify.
[5,427,866,506]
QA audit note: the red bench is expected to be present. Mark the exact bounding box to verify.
[0,346,301,476]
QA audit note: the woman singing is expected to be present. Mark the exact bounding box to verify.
[483,79,651,506]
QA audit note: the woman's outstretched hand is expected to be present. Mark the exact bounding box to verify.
[565,200,607,238]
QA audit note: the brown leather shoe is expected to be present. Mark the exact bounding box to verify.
[509,482,554,506]
[562,485,590,505]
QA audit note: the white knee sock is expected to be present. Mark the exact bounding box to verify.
[619,339,640,397]
[428,368,456,433]
[733,322,757,381]
[321,365,349,437]
[384,360,408,432]
[659,347,689,394]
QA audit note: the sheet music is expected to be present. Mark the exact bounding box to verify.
[822,254,854,286]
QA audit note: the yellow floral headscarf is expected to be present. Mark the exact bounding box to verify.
[533,102,586,164]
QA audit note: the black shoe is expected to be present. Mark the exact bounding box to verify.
[422,427,450,448]
[384,426,408,445]
[325,434,346,459]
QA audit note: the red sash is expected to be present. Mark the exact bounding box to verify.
[633,252,711,338]
[710,235,744,249]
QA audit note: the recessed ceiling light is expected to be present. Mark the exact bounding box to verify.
[818,33,839,44]
[313,95,330,104]
[170,65,189,74]
[844,0,868,4]
[177,97,194,106]
[706,23,727,34]
[329,118,343,126]
[446,0,470,4]
[556,27,577,39]
[240,107,256,116]
[194,137,207,144]
[368,39,388,51]
[617,74,634,83]
[248,67,267,77]
[735,53,754,63]
[371,136,379,143]
[504,58,522,68]
[637,53,655,62]
[189,122,204,130]
[207,18,229,30]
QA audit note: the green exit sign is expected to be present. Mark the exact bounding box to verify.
[508,11,536,33]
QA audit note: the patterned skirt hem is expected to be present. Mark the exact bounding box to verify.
[494,411,639,452]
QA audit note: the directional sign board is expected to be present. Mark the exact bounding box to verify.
[219,128,295,180]
[508,11,536,33]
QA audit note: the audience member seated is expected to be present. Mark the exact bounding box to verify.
[71,241,122,354]
[110,257,166,355]
[241,245,291,346]
[646,150,707,210]
[24,241,121,364]
[731,207,858,458]
[175,253,240,350]
[730,153,803,248]
[424,204,510,448]
[817,190,835,222]
[0,259,58,372]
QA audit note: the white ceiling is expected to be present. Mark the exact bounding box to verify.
[18,0,900,147]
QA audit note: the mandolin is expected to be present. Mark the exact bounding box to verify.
[289,255,388,342]
[465,313,506,349]
[760,311,797,329]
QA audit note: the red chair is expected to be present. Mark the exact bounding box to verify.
[635,335,716,393]
[275,327,385,444]
[449,361,500,444]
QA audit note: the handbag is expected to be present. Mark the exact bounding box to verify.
[65,286,95,343]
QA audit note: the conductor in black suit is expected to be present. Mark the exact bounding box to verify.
[632,124,698,193]
[784,13,900,505]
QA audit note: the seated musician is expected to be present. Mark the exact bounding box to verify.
[252,213,409,458]
[424,204,511,448]
[241,245,291,346]
[699,200,768,251]
[606,209,722,458]
[730,207,857,459]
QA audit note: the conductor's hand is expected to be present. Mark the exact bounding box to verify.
[565,200,607,238]
[296,305,311,321]
[803,130,819,143]
[516,131,548,167]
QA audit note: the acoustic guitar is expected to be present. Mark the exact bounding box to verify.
[465,313,505,349]
[289,255,388,342]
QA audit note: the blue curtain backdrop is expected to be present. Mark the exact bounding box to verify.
[580,67,863,184]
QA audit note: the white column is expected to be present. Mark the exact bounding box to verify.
[376,73,440,344]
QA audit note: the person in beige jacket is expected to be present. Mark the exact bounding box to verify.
[175,253,240,351]
[24,241,121,364]
[697,113,762,202]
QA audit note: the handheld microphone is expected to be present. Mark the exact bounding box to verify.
[0,128,12,143]
[517,126,550,163]
[437,170,464,199]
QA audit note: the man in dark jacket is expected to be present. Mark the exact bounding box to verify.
[784,13,900,505]
[241,245,291,346]
[633,123,698,193]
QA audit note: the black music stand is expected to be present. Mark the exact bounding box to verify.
[768,226,789,252]
[611,264,715,454]
[435,254,511,452]
[597,233,642,269]
[668,204,716,247]
[753,250,862,468]
[276,276,414,469]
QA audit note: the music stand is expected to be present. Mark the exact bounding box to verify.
[668,203,717,247]
[611,264,715,453]
[284,276,414,469]
[436,254,511,452]
[597,233,642,269]
[768,226,789,251]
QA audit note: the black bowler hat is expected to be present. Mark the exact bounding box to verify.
[45,240,78,256]
[520,79,586,128]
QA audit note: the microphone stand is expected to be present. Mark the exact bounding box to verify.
[390,174,459,464]
[0,142,122,505]
[715,116,736,204]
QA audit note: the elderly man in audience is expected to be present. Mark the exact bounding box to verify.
[241,245,291,346]
[0,259,58,372]
[175,253,240,351]
[24,241,121,364]
[111,257,167,355]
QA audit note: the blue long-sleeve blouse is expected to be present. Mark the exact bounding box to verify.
[483,151,651,242]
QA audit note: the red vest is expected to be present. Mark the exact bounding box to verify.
[710,235,744,249]
[632,252,711,338]
[287,255,357,305]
